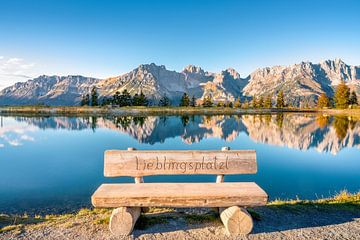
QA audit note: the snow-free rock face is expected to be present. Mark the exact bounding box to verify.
[0,75,100,105]
[242,59,360,107]
[0,59,359,106]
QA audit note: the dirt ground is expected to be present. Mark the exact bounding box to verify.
[1,204,360,240]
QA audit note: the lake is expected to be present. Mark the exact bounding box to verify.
[0,113,359,214]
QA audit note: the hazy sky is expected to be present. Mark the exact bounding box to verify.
[0,0,359,89]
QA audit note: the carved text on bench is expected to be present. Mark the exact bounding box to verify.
[136,156,229,173]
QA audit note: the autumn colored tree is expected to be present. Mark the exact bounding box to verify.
[334,80,350,109]
[276,91,285,108]
[234,97,241,108]
[317,93,330,108]
[202,96,213,107]
[264,95,272,108]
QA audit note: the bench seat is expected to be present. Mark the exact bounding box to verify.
[92,182,268,208]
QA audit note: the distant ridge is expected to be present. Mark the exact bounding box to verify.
[0,59,359,106]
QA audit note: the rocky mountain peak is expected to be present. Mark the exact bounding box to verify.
[182,65,205,75]
[224,68,241,79]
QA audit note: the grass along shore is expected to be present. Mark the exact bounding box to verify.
[1,105,360,117]
[1,191,359,238]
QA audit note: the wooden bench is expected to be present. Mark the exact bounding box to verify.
[91,147,268,236]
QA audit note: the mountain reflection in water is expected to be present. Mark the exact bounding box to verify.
[1,113,359,154]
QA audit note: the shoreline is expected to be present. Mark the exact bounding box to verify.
[1,106,359,117]
[1,192,359,239]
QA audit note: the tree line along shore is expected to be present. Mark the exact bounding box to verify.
[0,80,359,116]
[76,80,358,109]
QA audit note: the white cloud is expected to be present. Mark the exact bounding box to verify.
[0,143,4,148]
[0,56,37,90]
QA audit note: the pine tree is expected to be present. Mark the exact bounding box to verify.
[349,91,358,105]
[90,87,98,106]
[264,95,272,108]
[119,89,132,106]
[138,90,148,106]
[80,94,90,106]
[258,96,264,108]
[158,95,171,106]
[334,80,350,109]
[317,93,330,108]
[179,93,190,107]
[276,91,285,108]
[202,96,213,107]
[252,96,257,108]
[190,95,196,107]
[112,91,121,105]
[132,93,140,106]
[234,97,241,108]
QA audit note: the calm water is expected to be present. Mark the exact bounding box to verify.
[0,113,359,214]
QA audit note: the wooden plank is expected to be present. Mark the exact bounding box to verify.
[91,182,268,208]
[104,150,257,177]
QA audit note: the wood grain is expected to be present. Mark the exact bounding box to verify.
[109,207,141,235]
[219,206,253,235]
[104,150,257,177]
[91,182,268,208]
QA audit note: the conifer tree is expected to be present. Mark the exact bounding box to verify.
[276,91,285,108]
[264,95,272,108]
[179,93,190,107]
[334,80,350,109]
[90,87,98,106]
[158,95,171,106]
[317,93,330,108]
[190,95,196,107]
[234,97,241,108]
[349,91,358,105]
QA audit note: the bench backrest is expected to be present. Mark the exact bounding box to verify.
[104,148,257,177]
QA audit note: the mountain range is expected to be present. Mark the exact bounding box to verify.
[0,59,359,106]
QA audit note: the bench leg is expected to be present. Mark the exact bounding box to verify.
[109,207,141,236]
[219,206,253,235]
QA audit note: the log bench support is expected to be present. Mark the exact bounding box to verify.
[109,207,141,235]
[92,147,268,236]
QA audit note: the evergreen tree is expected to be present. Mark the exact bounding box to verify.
[119,89,132,106]
[234,97,241,108]
[258,96,264,108]
[317,93,330,108]
[158,95,171,106]
[190,95,196,107]
[276,90,285,108]
[179,93,190,107]
[334,80,350,109]
[90,87,98,106]
[349,91,358,105]
[80,94,90,106]
[132,93,140,106]
[252,96,257,108]
[112,91,121,105]
[264,95,272,108]
[202,96,213,107]
[227,101,233,108]
[242,99,249,109]
[138,90,148,106]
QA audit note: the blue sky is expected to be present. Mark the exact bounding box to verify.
[0,0,359,89]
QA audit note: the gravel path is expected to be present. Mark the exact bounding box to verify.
[1,205,360,240]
